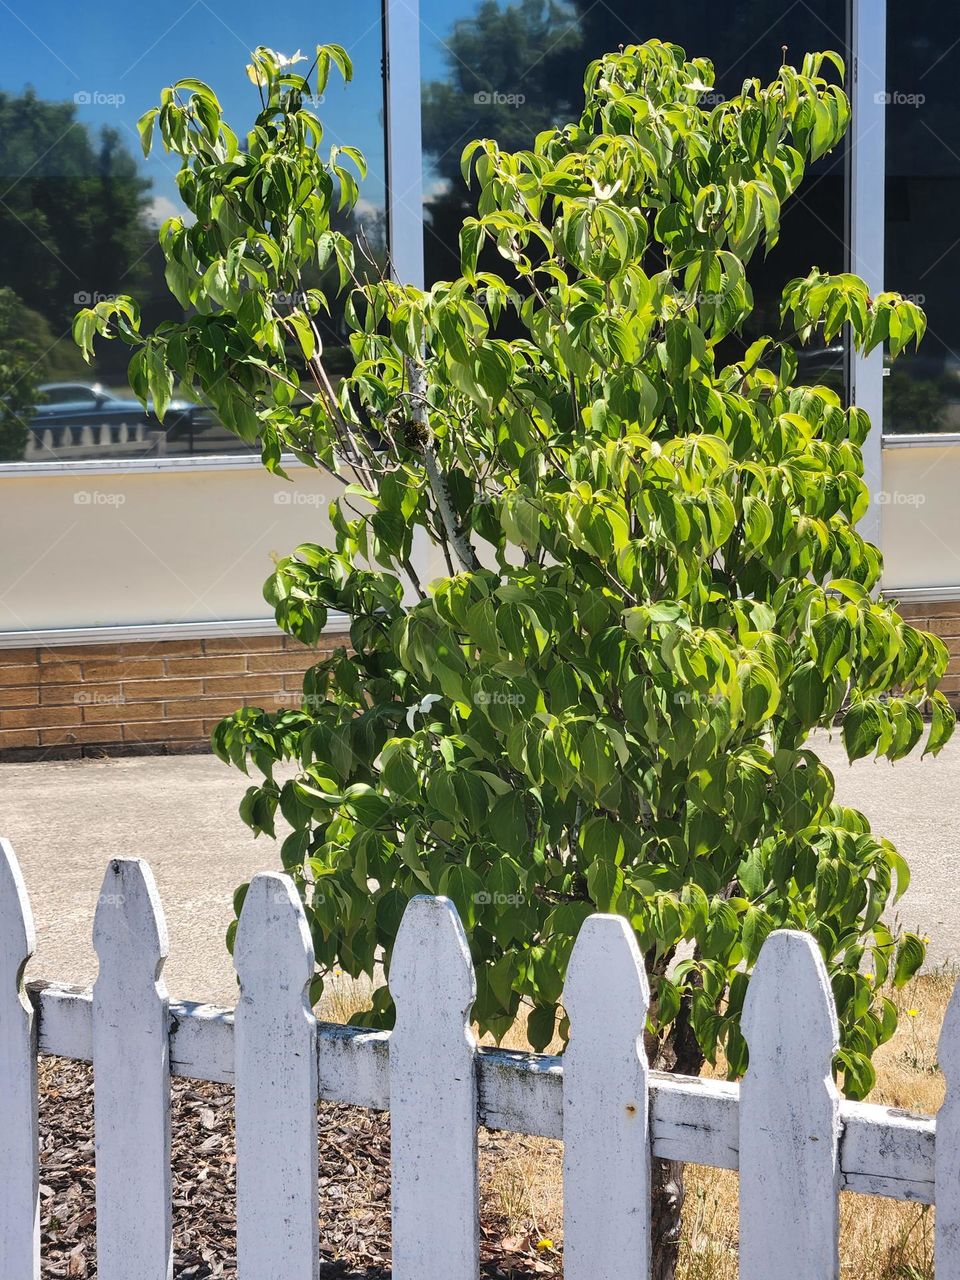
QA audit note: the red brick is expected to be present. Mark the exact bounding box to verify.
[163,696,240,720]
[121,638,203,659]
[201,674,285,696]
[82,700,164,724]
[122,678,204,701]
[1,705,82,729]
[0,647,38,665]
[37,663,85,685]
[0,664,41,687]
[246,652,318,673]
[122,718,205,743]
[0,687,39,709]
[39,725,120,746]
[0,727,40,749]
[898,601,960,621]
[203,635,286,655]
[81,659,165,681]
[39,643,118,662]
[41,682,122,707]
[165,656,246,677]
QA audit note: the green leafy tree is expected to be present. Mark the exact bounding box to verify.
[76,42,954,1276]
[0,92,152,324]
[0,287,49,461]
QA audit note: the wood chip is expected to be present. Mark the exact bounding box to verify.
[37,1056,561,1278]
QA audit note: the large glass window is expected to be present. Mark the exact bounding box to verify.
[0,1,385,463]
[884,3,960,433]
[420,0,848,393]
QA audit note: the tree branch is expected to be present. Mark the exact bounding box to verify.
[405,356,481,574]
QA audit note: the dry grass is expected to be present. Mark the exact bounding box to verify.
[318,969,950,1278]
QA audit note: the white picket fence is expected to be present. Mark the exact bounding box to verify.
[1,834,958,1279]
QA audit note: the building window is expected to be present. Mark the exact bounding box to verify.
[884,2,960,434]
[419,0,849,398]
[0,1,385,464]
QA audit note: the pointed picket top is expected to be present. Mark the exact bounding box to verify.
[741,928,839,1059]
[562,914,651,1280]
[390,894,476,1023]
[233,873,318,1280]
[0,838,39,1280]
[93,857,169,984]
[935,978,960,1277]
[389,895,479,1280]
[563,912,650,1039]
[92,859,172,1280]
[740,929,841,1280]
[0,836,36,984]
[233,872,315,999]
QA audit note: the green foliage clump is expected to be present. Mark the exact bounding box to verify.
[76,41,954,1098]
[0,287,48,461]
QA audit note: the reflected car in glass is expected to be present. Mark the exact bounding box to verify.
[27,382,218,460]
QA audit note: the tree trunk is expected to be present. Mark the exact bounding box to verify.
[648,998,706,1280]
[651,1157,687,1280]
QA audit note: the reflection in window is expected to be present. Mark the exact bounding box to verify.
[0,1,385,463]
[420,0,848,393]
[885,5,960,433]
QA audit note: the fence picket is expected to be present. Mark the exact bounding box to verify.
[0,838,39,1279]
[936,979,960,1276]
[562,914,651,1279]
[739,929,841,1280]
[389,895,479,1280]
[233,873,318,1280]
[92,858,172,1280]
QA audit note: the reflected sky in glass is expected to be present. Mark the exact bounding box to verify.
[1,1,386,216]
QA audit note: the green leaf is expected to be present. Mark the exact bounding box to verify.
[924,690,956,758]
[843,700,885,763]
[585,859,624,912]
[893,933,925,987]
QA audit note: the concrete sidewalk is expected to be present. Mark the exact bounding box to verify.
[1,734,958,1005]
[0,755,274,1004]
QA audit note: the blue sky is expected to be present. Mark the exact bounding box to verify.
[1,0,387,215]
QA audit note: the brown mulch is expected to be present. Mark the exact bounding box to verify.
[37,1057,560,1279]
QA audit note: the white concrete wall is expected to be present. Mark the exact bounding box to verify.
[881,440,960,593]
[3,440,959,636]
[0,462,341,634]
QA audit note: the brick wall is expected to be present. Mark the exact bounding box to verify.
[3,602,958,760]
[897,601,960,707]
[0,631,351,761]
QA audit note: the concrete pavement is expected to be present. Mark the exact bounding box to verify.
[0,754,274,1004]
[1,733,958,1006]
